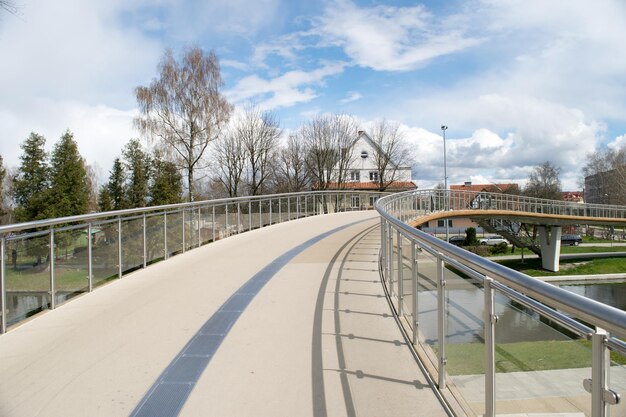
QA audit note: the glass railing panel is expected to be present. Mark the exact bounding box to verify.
[213,204,226,240]
[401,236,414,331]
[146,214,165,265]
[493,293,591,416]
[91,221,118,287]
[443,268,486,416]
[121,217,143,274]
[185,208,198,251]
[5,233,51,326]
[54,228,89,306]
[390,229,398,300]
[200,206,215,244]
[415,247,439,370]
[609,347,626,417]
[166,211,183,256]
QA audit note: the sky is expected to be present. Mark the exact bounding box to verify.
[1,0,626,191]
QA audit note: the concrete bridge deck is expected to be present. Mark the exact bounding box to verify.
[0,211,448,417]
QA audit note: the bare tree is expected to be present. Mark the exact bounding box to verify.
[524,161,562,200]
[583,147,626,204]
[369,119,411,191]
[276,134,310,192]
[301,114,357,190]
[213,129,246,197]
[135,46,232,201]
[237,107,281,196]
[0,1,18,15]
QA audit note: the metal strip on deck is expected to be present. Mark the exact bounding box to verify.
[129,218,369,417]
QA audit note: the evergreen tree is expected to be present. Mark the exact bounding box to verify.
[150,151,182,206]
[106,158,127,210]
[12,132,49,222]
[122,139,150,208]
[48,130,90,217]
[98,186,113,212]
[0,154,6,218]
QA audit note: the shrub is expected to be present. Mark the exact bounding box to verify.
[464,227,479,246]
[490,242,509,255]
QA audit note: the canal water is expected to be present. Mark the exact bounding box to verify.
[559,282,626,311]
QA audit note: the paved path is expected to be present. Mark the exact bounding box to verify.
[0,211,448,417]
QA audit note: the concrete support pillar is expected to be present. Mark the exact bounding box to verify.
[538,225,562,272]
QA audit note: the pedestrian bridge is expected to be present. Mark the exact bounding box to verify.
[0,190,624,417]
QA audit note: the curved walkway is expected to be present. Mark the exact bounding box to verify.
[0,211,448,417]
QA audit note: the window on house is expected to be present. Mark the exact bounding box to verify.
[350,171,360,181]
[437,219,453,227]
[369,196,378,207]
[351,195,360,208]
[369,171,379,181]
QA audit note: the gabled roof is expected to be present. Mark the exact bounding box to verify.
[354,130,401,169]
[324,181,417,191]
[450,183,520,193]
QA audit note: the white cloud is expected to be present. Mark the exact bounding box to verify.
[226,61,347,109]
[607,134,626,151]
[339,92,362,104]
[0,100,136,182]
[312,0,482,71]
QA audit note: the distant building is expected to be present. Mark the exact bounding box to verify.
[584,170,624,204]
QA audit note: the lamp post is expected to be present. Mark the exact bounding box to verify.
[441,125,449,242]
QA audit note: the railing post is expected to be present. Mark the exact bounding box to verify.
[118,217,122,278]
[164,212,168,260]
[269,198,273,225]
[182,209,186,253]
[1,237,6,333]
[288,196,291,220]
[305,195,308,217]
[142,214,147,268]
[279,198,282,222]
[50,229,56,309]
[591,328,610,417]
[437,255,446,390]
[297,195,300,218]
[259,200,263,229]
[397,231,403,315]
[88,224,93,292]
[387,223,393,296]
[248,200,252,231]
[412,241,418,344]
[484,277,497,417]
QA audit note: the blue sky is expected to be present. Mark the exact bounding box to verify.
[1,0,626,190]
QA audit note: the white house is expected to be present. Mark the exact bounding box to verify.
[328,130,415,192]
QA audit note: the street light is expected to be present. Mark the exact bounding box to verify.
[441,125,449,242]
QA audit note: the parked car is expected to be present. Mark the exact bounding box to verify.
[479,235,509,246]
[448,236,465,246]
[561,234,583,246]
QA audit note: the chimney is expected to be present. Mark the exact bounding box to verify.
[464,181,472,187]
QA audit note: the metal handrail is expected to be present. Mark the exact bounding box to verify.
[375,189,626,339]
[376,189,626,417]
[0,190,390,334]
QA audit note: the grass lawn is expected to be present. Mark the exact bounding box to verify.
[442,339,626,375]
[495,257,626,276]
[489,245,626,257]
[5,267,90,291]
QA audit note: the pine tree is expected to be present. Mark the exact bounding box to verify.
[97,186,113,212]
[0,154,6,218]
[48,130,90,218]
[106,158,127,211]
[122,139,150,209]
[12,132,50,222]
[150,151,182,206]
